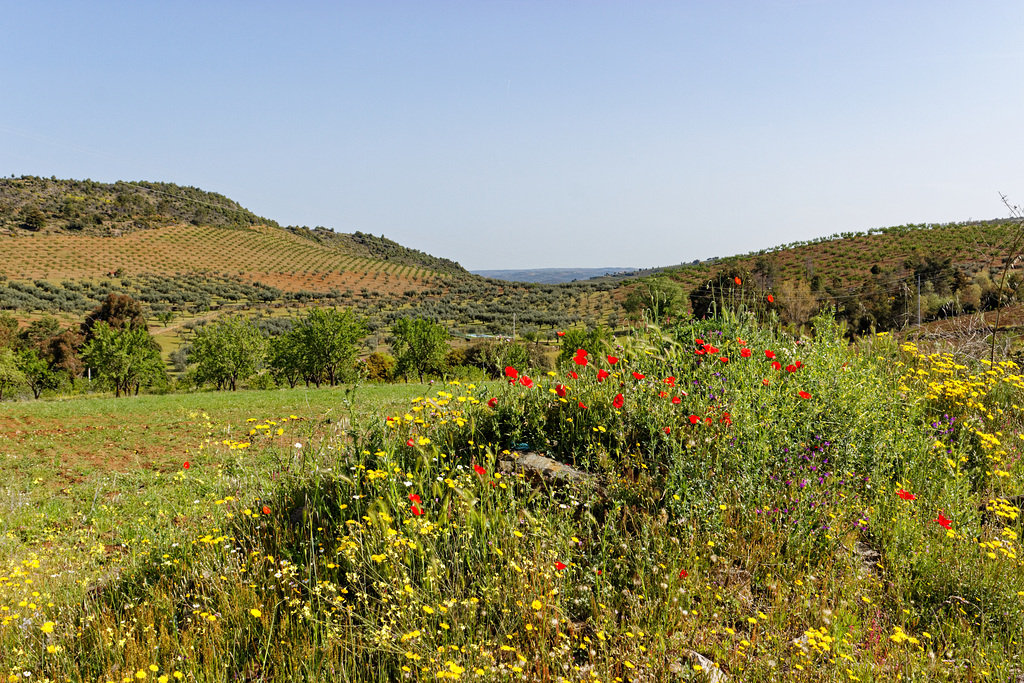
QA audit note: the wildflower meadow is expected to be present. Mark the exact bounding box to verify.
[2,311,1022,681]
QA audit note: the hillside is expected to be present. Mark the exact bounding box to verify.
[0,175,469,277]
[615,219,1024,335]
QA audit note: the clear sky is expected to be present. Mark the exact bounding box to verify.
[3,2,1023,270]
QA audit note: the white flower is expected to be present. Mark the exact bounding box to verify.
[294,443,303,448]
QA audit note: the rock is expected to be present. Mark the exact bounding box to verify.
[503,451,596,487]
[680,650,728,682]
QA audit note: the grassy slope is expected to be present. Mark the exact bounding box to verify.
[2,318,1022,681]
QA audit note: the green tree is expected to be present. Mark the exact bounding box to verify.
[80,322,165,397]
[0,347,26,399]
[623,278,685,322]
[16,349,63,399]
[190,317,265,390]
[267,333,305,389]
[390,317,449,382]
[0,313,19,349]
[292,307,366,386]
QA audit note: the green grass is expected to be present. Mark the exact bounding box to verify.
[2,316,1023,681]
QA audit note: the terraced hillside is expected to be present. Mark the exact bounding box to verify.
[0,223,446,293]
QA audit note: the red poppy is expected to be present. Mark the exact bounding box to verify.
[795,361,803,369]
[765,350,776,359]
[183,461,190,470]
[740,348,752,358]
[406,438,415,447]
[632,372,645,380]
[411,505,424,516]
[663,376,676,386]
[772,361,782,371]
[262,506,271,515]
[557,331,565,337]
[694,338,705,345]
[578,401,588,409]
[555,384,567,397]
[705,417,713,425]
[689,415,699,425]
[786,364,797,373]
[720,412,732,425]
[575,349,588,358]
[664,427,671,435]
[935,513,952,530]
[736,337,746,346]
[487,397,498,408]
[567,371,578,380]
[607,355,619,365]
[762,378,770,386]
[672,396,681,405]
[612,393,624,409]
[719,357,729,363]
[474,464,487,476]
[555,561,566,571]
[679,568,689,579]
[574,355,589,366]
[705,345,719,354]
[695,347,707,356]
[409,494,421,503]
[505,366,518,379]
[897,489,916,501]
[520,376,534,388]
[597,369,609,382]
[766,294,774,303]
[658,390,668,398]
[734,276,742,285]
[798,390,811,400]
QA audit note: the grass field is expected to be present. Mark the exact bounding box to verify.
[2,315,1023,681]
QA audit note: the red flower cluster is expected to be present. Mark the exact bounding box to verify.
[765,350,776,359]
[632,371,645,380]
[519,376,534,388]
[474,464,487,476]
[555,384,567,397]
[573,349,589,366]
[935,513,952,530]
[612,393,624,409]
[897,489,916,501]
[505,366,518,380]
[663,376,676,386]
[798,390,812,400]
[597,369,609,382]
[740,348,752,358]
[607,355,619,365]
[410,493,424,516]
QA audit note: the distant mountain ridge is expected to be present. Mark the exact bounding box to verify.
[473,267,635,284]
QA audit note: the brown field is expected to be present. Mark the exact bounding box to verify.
[0,223,445,293]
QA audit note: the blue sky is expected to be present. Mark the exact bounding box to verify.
[3,2,1023,270]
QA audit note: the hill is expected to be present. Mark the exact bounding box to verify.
[616,219,1024,335]
[0,175,469,278]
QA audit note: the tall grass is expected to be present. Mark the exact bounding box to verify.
[3,313,1022,681]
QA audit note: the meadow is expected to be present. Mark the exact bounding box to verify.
[2,311,1022,682]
